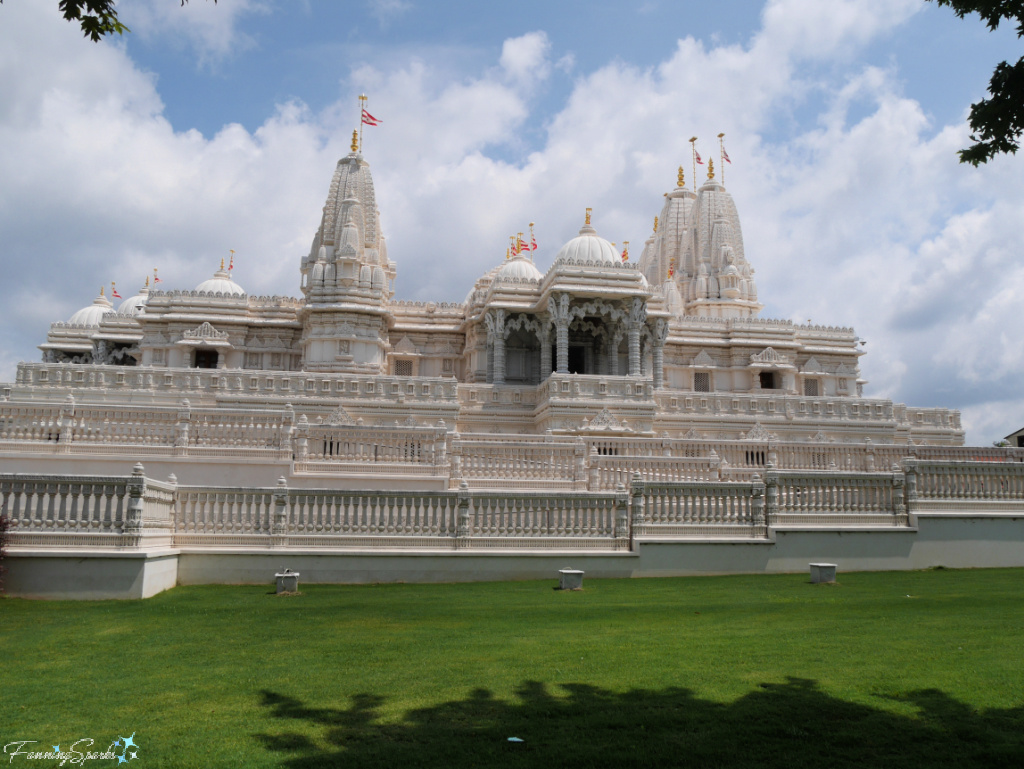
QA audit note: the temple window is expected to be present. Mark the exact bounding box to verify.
[194,349,218,369]
[759,371,779,389]
[394,359,413,377]
[694,372,711,392]
[803,378,820,396]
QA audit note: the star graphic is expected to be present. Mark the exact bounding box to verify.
[118,755,127,765]
[53,746,60,753]
[121,734,137,750]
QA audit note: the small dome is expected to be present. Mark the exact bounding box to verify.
[69,290,114,326]
[554,223,621,266]
[195,267,245,296]
[117,285,149,316]
[496,254,543,282]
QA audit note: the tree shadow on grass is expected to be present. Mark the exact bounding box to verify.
[255,678,1024,769]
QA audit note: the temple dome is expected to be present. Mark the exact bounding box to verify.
[195,266,245,296]
[69,290,114,326]
[117,284,149,315]
[554,223,621,266]
[496,254,543,282]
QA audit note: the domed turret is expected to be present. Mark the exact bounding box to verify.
[553,211,622,266]
[69,288,115,326]
[496,253,543,282]
[195,262,245,296]
[117,280,150,315]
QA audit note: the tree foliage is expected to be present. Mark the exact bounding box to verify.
[0,0,216,43]
[931,0,1024,165]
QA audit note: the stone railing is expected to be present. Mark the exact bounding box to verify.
[173,480,625,551]
[590,454,721,490]
[467,490,626,549]
[12,362,460,405]
[905,460,1024,512]
[293,421,449,478]
[0,399,295,460]
[631,476,766,539]
[11,460,1024,555]
[449,436,586,490]
[767,469,906,527]
[0,464,176,548]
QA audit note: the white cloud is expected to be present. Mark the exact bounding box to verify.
[368,0,412,28]
[499,31,551,86]
[1,0,1023,447]
[118,0,268,65]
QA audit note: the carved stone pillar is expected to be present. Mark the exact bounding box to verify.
[627,298,646,377]
[550,293,571,374]
[539,317,552,380]
[652,318,668,389]
[610,329,623,376]
[491,310,506,386]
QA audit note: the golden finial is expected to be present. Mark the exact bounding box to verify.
[351,130,359,153]
[100,286,104,297]
[145,276,149,288]
[707,158,715,180]
[505,246,511,260]
[585,208,592,226]
[220,258,225,270]
[653,216,659,233]
[677,166,685,188]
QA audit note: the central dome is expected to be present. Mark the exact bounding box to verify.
[554,223,621,266]
[195,266,245,296]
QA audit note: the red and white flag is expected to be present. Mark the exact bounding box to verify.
[111,283,122,299]
[722,146,732,164]
[153,269,162,283]
[361,109,382,126]
[695,150,704,165]
[229,250,235,271]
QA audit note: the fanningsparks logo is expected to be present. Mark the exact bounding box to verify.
[4,733,139,765]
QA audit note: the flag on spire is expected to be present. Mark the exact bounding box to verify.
[361,108,382,126]
[153,268,162,284]
[529,223,537,252]
[229,250,235,271]
[694,150,704,165]
[111,282,122,299]
[621,241,629,262]
[722,146,731,164]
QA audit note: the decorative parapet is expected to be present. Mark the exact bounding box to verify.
[13,362,461,405]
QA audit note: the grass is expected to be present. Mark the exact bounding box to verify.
[1,569,1023,768]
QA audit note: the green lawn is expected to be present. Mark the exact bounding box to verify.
[1,569,1023,768]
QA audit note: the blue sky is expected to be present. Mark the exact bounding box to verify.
[1,0,1022,444]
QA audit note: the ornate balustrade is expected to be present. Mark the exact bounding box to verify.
[590,454,720,490]
[449,437,586,490]
[10,459,1024,556]
[905,460,1024,512]
[468,491,626,549]
[630,476,766,539]
[767,469,906,527]
[0,464,176,548]
[13,362,459,405]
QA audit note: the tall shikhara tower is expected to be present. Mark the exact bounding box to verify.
[299,131,396,373]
